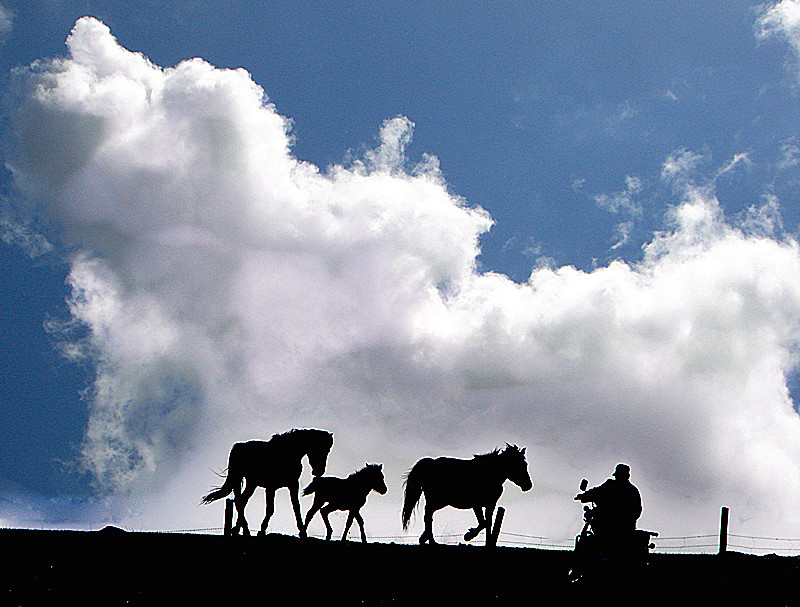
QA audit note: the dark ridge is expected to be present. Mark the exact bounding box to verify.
[0,528,796,606]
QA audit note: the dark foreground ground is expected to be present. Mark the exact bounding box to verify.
[1,527,798,606]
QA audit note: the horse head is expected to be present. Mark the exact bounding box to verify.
[306,429,334,477]
[367,463,388,495]
[502,444,533,491]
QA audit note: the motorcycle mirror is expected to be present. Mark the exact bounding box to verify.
[580,479,588,491]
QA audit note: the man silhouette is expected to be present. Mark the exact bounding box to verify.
[575,463,641,538]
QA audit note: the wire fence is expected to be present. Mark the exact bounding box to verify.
[725,533,800,555]
[152,499,800,555]
[157,526,800,555]
[496,531,800,555]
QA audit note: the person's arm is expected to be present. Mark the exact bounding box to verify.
[575,484,601,503]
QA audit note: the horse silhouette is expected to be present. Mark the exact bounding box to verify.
[303,463,387,543]
[202,428,333,537]
[402,444,532,545]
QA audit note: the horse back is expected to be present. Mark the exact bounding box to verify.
[230,440,273,463]
[409,455,471,479]
[309,476,368,511]
[416,456,504,508]
[307,476,341,496]
[427,456,474,476]
[230,440,302,488]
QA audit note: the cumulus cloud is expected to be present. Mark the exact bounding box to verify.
[5,17,800,543]
[6,16,492,493]
[757,0,800,58]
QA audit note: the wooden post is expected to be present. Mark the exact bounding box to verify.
[718,506,729,554]
[224,498,234,536]
[488,507,505,547]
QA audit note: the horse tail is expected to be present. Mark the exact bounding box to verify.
[402,458,431,531]
[201,443,244,504]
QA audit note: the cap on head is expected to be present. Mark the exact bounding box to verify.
[614,463,630,479]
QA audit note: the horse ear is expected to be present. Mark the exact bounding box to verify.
[521,447,526,455]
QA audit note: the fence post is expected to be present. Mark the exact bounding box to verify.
[718,506,729,554]
[224,498,234,536]
[488,507,505,547]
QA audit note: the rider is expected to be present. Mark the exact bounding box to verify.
[575,463,641,539]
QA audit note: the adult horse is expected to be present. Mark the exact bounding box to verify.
[202,428,333,537]
[402,444,532,545]
[303,463,387,542]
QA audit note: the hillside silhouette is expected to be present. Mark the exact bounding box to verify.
[2,527,798,606]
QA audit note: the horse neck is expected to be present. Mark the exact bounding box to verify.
[350,470,378,495]
[475,454,511,483]
[289,430,322,457]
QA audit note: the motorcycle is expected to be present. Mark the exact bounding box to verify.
[568,478,658,584]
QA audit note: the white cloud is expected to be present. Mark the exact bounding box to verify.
[593,175,644,217]
[610,220,634,250]
[661,148,706,183]
[592,175,643,251]
[0,207,52,257]
[778,136,800,170]
[757,0,800,54]
[0,3,12,44]
[5,17,800,545]
[717,152,753,178]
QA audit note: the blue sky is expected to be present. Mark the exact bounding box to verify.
[3,1,800,546]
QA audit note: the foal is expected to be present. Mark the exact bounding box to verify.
[303,463,387,542]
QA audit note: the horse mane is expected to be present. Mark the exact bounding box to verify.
[348,463,380,480]
[472,448,502,460]
[270,428,306,442]
[472,444,523,460]
[269,428,332,445]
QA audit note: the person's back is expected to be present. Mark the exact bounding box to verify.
[576,463,641,536]
[602,475,641,533]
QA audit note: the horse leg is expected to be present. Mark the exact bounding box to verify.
[231,485,242,535]
[420,504,436,544]
[354,511,367,543]
[342,510,355,542]
[235,482,256,536]
[483,503,496,546]
[304,497,324,533]
[258,488,275,536]
[321,505,334,541]
[464,506,486,542]
[288,481,306,538]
